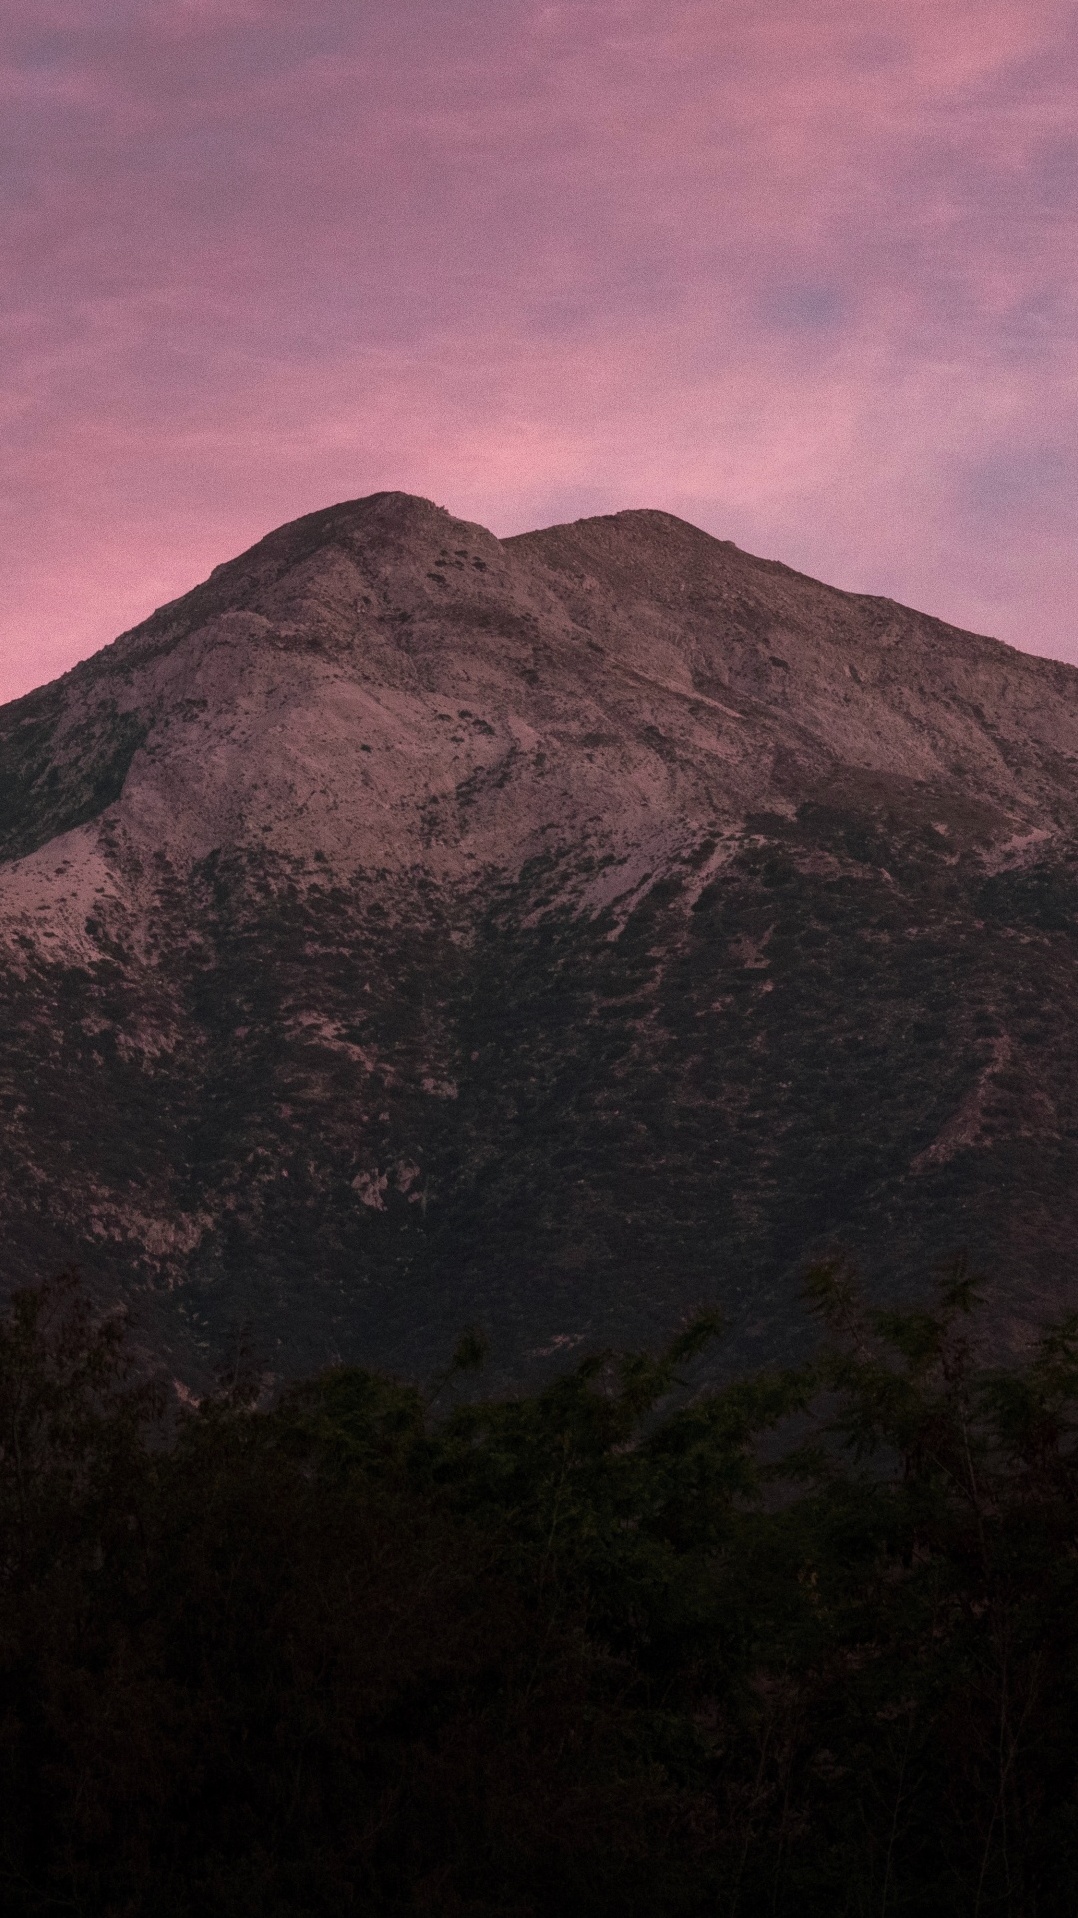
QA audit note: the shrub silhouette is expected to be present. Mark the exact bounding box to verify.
[2,1262,1078,1913]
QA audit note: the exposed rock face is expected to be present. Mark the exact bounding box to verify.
[3,491,1078,1380]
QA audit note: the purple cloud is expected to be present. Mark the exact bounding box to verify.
[1,0,1075,701]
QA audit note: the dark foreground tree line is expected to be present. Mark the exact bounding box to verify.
[3,1263,1078,1915]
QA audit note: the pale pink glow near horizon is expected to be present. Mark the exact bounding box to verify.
[1,0,1076,705]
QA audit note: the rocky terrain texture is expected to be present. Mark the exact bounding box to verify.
[3,492,1078,1382]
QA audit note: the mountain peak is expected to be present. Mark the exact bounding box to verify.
[206,490,484,584]
[4,499,1078,1382]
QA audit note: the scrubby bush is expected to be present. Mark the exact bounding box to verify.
[2,1261,1078,1913]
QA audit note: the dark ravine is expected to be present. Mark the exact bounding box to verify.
[2,491,1078,1385]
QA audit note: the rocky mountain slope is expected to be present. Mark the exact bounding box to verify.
[3,491,1078,1382]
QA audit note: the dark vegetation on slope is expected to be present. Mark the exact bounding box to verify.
[0,682,148,867]
[5,789,1078,1382]
[4,1263,1078,1915]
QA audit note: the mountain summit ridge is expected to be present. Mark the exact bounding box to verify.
[2,494,1078,1380]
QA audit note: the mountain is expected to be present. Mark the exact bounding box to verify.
[3,491,1078,1383]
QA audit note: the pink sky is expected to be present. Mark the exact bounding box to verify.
[2,0,1076,704]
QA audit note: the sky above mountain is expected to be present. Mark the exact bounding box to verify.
[2,0,1076,704]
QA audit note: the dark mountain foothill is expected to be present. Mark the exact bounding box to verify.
[3,491,1078,1385]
